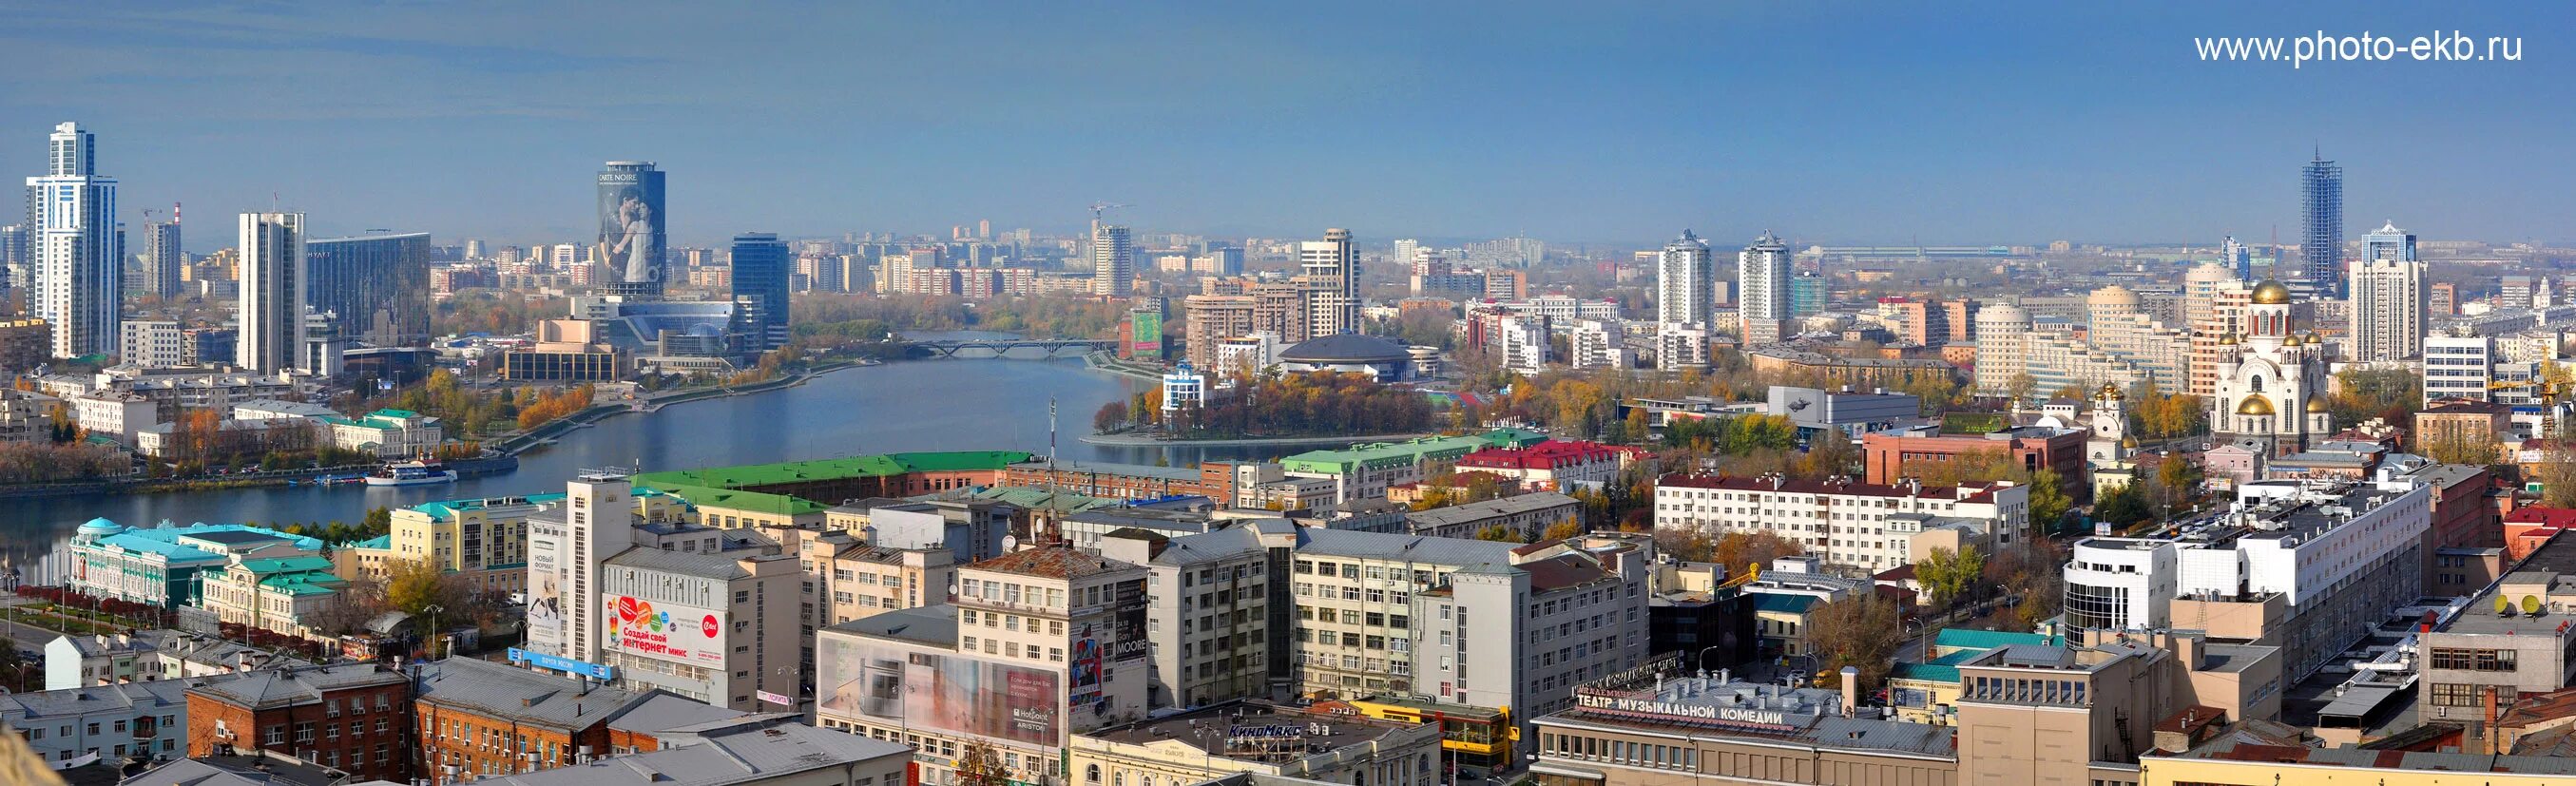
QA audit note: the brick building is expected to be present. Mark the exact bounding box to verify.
[1860,424,2087,493]
[183,662,413,783]
[413,656,746,784]
[1000,458,1238,502]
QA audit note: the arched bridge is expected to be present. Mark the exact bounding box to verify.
[909,338,1119,358]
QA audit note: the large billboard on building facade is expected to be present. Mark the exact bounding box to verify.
[604,594,725,663]
[818,635,1062,746]
[1111,579,1147,662]
[525,532,565,651]
[597,163,665,294]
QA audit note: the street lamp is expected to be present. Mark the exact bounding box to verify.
[1695,645,1729,676]
[423,604,445,659]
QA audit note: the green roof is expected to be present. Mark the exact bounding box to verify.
[1932,627,2053,651]
[372,409,421,418]
[259,572,344,596]
[237,556,337,575]
[646,483,827,517]
[344,535,392,550]
[631,451,1032,491]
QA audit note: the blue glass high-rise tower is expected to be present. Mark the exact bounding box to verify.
[2301,152,2344,297]
[730,233,790,352]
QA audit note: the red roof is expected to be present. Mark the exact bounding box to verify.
[1457,440,1624,471]
[1658,472,2009,502]
[2508,508,2576,527]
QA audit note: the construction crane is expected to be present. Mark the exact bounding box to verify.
[1717,562,1762,589]
[1086,201,1130,230]
[2490,377,2569,433]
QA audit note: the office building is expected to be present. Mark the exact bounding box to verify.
[120,320,193,368]
[1093,525,1652,746]
[141,216,182,298]
[731,232,791,351]
[1739,231,1791,344]
[64,520,321,609]
[2220,234,2252,280]
[596,546,804,710]
[815,546,1152,786]
[25,123,123,358]
[2302,152,2344,295]
[2066,479,2430,681]
[236,212,306,373]
[1182,294,1257,374]
[1655,474,2028,570]
[2348,221,2425,363]
[598,161,667,298]
[305,232,432,347]
[1655,230,1713,328]
[0,223,26,287]
[1093,223,1134,296]
[1299,228,1361,336]
[2431,281,2457,316]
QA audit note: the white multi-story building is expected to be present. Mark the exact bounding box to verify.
[595,546,803,711]
[1653,323,1709,370]
[1091,223,1133,296]
[1161,361,1205,412]
[1653,473,2030,571]
[2065,478,2431,679]
[26,123,122,359]
[1094,524,1652,741]
[1656,230,1713,328]
[2422,333,2493,404]
[2348,221,2426,363]
[1495,314,1548,374]
[1568,319,1629,369]
[815,546,1152,786]
[236,212,305,374]
[1738,231,1791,344]
[118,320,194,368]
[1299,228,1361,336]
[1972,302,2031,396]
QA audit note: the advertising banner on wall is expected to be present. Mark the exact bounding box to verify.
[1111,579,1148,663]
[818,635,1063,746]
[605,594,725,663]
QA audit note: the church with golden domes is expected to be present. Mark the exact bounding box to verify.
[2209,280,2335,455]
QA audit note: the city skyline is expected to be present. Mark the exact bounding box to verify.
[4,3,2571,248]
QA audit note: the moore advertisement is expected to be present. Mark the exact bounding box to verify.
[818,635,1063,746]
[605,594,725,664]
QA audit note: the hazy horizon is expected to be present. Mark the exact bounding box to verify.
[6,2,2570,251]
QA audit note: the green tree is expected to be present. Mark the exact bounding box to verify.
[1807,593,1904,692]
[2093,482,2153,527]
[1916,546,1983,610]
[956,740,1009,786]
[2026,469,2072,535]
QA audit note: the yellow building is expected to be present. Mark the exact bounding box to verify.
[201,555,346,639]
[1333,697,1515,779]
[336,490,686,593]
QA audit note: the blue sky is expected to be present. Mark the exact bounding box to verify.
[3,1,2567,249]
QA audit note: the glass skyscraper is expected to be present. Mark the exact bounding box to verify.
[730,233,791,352]
[307,232,432,347]
[25,122,123,359]
[2302,153,2344,296]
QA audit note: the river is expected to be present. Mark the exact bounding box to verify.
[3,339,1302,584]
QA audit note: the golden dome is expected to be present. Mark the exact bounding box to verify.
[2219,333,2240,345]
[2306,395,2329,413]
[2121,436,2140,449]
[2251,280,2293,304]
[2282,334,2302,346]
[2098,383,2122,399]
[2237,394,2276,416]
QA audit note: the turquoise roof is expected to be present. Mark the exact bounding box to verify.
[81,523,323,566]
[345,534,392,549]
[1752,594,1818,614]
[411,492,567,521]
[1932,628,2054,651]
[236,556,336,575]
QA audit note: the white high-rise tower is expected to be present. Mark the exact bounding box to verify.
[1738,230,1791,344]
[1090,223,1133,296]
[237,212,306,373]
[1656,230,1713,328]
[25,123,123,358]
[1298,227,1361,335]
[2348,220,2425,363]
